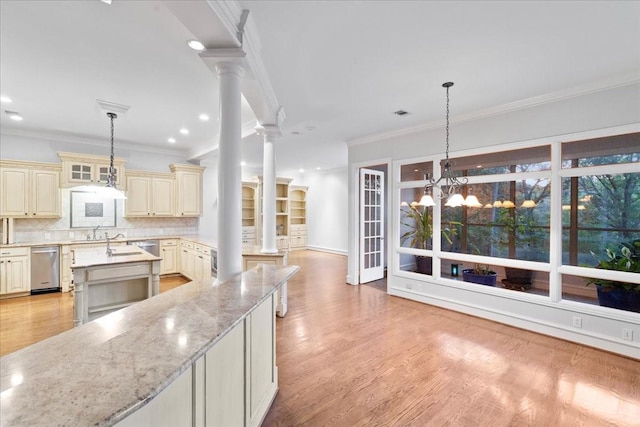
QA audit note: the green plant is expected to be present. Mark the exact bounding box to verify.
[586,239,640,292]
[400,204,460,250]
[472,263,495,275]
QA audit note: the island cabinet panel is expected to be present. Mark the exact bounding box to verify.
[116,366,193,427]
[205,320,245,427]
[247,294,277,427]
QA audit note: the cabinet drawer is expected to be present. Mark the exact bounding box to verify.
[161,239,177,247]
[181,240,194,249]
[0,247,29,257]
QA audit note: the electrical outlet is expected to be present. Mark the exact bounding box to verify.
[406,283,413,290]
[622,329,633,341]
[572,316,582,328]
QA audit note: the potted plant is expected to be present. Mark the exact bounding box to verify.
[400,203,459,274]
[462,263,498,286]
[586,239,640,313]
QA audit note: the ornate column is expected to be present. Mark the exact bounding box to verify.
[215,62,244,283]
[256,125,281,254]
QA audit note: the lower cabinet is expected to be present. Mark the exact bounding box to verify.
[0,247,30,296]
[160,239,178,275]
[116,294,278,427]
[178,240,212,281]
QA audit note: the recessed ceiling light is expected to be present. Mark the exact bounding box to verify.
[394,110,409,116]
[240,161,246,167]
[299,169,305,173]
[5,110,23,121]
[100,0,112,4]
[0,95,12,104]
[179,128,189,135]
[199,113,209,121]
[168,137,176,144]
[316,167,321,170]
[187,39,205,51]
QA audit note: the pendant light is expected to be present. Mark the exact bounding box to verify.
[72,112,126,199]
[427,82,468,205]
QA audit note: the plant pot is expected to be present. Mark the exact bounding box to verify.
[596,285,640,313]
[462,269,497,286]
[415,256,432,275]
[503,267,533,290]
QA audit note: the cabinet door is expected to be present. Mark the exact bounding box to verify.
[0,168,29,217]
[95,164,121,186]
[152,178,175,216]
[160,246,177,275]
[4,256,30,293]
[180,248,195,280]
[125,177,151,216]
[68,162,94,184]
[176,171,201,216]
[32,169,60,217]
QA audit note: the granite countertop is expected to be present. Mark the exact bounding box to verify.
[72,245,161,268]
[0,264,299,426]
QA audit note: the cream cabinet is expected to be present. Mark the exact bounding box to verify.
[58,152,126,189]
[125,172,175,217]
[178,239,212,281]
[171,164,204,217]
[0,162,61,218]
[289,186,308,249]
[179,240,196,280]
[242,182,258,248]
[0,247,30,296]
[160,239,178,275]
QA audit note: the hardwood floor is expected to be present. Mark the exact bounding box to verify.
[264,251,640,427]
[1,251,638,425]
[0,275,189,356]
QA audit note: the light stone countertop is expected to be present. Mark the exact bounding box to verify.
[71,245,161,268]
[0,264,299,426]
[0,234,218,250]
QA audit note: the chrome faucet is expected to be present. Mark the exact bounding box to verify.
[92,225,101,240]
[104,232,125,256]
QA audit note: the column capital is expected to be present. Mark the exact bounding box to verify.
[255,124,282,138]
[214,61,245,79]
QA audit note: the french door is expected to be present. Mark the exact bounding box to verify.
[359,168,385,283]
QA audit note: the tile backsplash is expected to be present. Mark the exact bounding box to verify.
[11,190,198,243]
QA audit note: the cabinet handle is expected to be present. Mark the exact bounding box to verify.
[7,260,11,263]
[25,213,28,215]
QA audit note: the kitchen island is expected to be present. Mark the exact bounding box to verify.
[0,263,299,426]
[72,245,162,325]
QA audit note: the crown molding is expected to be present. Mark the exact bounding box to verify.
[0,127,187,157]
[347,73,640,147]
[207,0,285,125]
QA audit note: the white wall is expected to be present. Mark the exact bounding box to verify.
[291,168,348,255]
[346,83,640,358]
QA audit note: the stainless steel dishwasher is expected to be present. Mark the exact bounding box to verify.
[31,246,60,294]
[127,240,160,256]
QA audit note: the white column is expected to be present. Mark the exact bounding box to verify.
[256,125,281,254]
[215,62,244,283]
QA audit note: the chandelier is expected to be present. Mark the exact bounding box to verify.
[73,112,126,200]
[419,82,468,207]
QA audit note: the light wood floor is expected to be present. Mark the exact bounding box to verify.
[263,251,640,426]
[0,275,188,356]
[1,252,638,426]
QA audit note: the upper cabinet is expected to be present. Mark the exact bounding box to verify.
[171,164,204,217]
[0,160,61,218]
[125,171,175,217]
[58,152,126,189]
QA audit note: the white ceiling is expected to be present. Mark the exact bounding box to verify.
[1,1,639,176]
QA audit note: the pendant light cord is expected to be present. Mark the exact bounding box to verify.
[107,112,117,187]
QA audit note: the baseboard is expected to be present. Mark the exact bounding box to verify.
[306,245,347,256]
